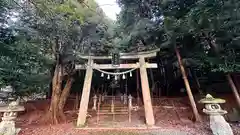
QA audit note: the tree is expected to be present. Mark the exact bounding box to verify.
[0,0,113,124]
[116,0,240,117]
[186,0,240,108]
[116,0,202,122]
[0,0,51,97]
[26,0,113,123]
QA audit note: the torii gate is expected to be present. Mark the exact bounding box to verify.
[75,48,160,126]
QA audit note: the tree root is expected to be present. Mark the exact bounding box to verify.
[38,109,68,124]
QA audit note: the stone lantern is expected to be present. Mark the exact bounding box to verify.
[199,94,233,135]
[0,100,25,135]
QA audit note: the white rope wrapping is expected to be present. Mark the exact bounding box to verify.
[85,64,138,75]
[94,67,137,75]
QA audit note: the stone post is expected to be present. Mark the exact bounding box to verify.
[111,99,114,113]
[102,93,105,102]
[101,96,104,102]
[92,95,97,111]
[199,94,233,135]
[128,95,133,123]
[123,93,127,105]
[98,94,102,103]
[120,94,123,102]
[128,95,133,109]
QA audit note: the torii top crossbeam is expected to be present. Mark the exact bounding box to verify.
[77,48,160,60]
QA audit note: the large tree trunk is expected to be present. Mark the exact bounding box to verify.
[47,68,74,124]
[48,64,63,124]
[47,64,57,99]
[58,77,74,118]
[227,74,240,109]
[175,48,201,122]
[46,36,75,124]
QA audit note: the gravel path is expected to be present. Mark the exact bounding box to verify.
[18,122,212,135]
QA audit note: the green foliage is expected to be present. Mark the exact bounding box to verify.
[117,0,240,73]
[183,0,240,72]
[0,0,113,96]
[0,33,51,96]
[0,1,49,95]
[2,0,240,97]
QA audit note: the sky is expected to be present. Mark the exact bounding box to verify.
[95,0,121,20]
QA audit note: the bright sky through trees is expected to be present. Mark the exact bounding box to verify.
[95,0,121,20]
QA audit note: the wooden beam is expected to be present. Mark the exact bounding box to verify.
[77,48,160,60]
[77,59,93,127]
[93,63,140,69]
[139,57,155,126]
[75,63,157,70]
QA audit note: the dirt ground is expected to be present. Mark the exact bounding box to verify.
[14,95,240,135]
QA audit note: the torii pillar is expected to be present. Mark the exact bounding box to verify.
[139,56,155,125]
[77,59,93,126]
